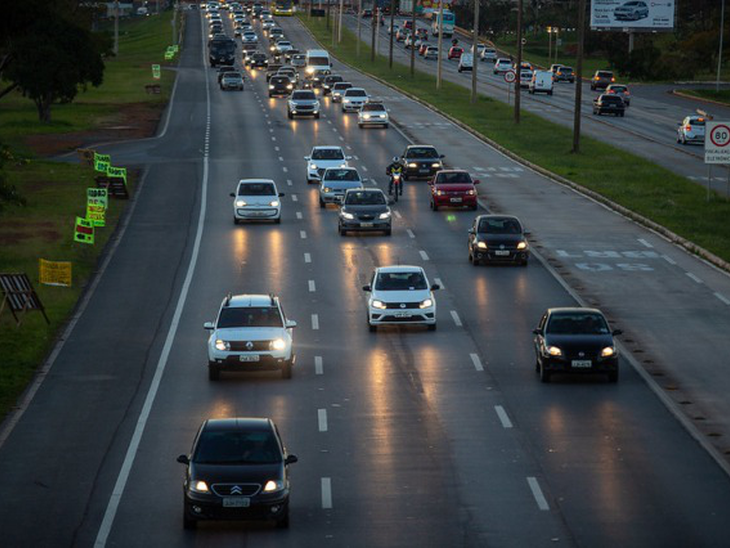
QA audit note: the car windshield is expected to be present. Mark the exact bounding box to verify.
[407,147,439,159]
[690,119,706,126]
[478,217,522,234]
[326,76,343,84]
[308,56,329,65]
[224,72,242,78]
[292,91,315,100]
[611,86,627,92]
[271,77,289,84]
[346,90,367,97]
[559,67,572,72]
[546,313,610,335]
[194,430,282,465]
[253,54,266,60]
[375,271,428,291]
[324,169,359,181]
[597,71,613,78]
[361,104,385,112]
[238,183,275,195]
[345,191,386,205]
[437,172,472,184]
[217,306,283,328]
[312,148,345,160]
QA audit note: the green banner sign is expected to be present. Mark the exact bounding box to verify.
[93,153,110,163]
[74,217,95,245]
[164,51,174,60]
[95,160,110,173]
[152,64,161,79]
[106,166,127,182]
[87,187,108,209]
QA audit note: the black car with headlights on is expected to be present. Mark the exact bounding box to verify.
[268,75,293,97]
[400,145,444,179]
[177,418,298,529]
[322,74,344,95]
[468,215,529,266]
[338,188,392,236]
[532,308,622,383]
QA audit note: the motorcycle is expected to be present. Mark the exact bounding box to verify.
[389,171,403,202]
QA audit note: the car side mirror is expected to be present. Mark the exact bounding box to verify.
[278,192,285,197]
[362,284,372,292]
[468,228,475,235]
[473,179,481,185]
[203,321,214,330]
[177,454,189,465]
[286,320,297,329]
[285,454,298,465]
[532,328,542,335]
[346,156,353,160]
[430,284,441,291]
[612,329,623,336]
[440,154,445,159]
[304,155,311,160]
[230,192,236,197]
[523,229,531,235]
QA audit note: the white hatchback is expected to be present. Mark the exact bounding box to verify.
[493,58,512,74]
[363,266,440,331]
[342,88,369,112]
[305,146,351,183]
[231,179,284,223]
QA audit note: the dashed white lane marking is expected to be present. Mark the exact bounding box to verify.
[275,146,280,151]
[304,252,312,263]
[527,477,550,511]
[406,229,415,239]
[315,356,324,375]
[321,478,333,509]
[287,178,293,185]
[662,254,677,265]
[296,212,303,220]
[309,280,316,292]
[267,120,272,125]
[353,155,360,160]
[686,272,703,284]
[469,353,483,371]
[292,194,298,202]
[394,210,402,219]
[318,409,328,432]
[278,156,285,161]
[434,277,444,289]
[638,238,653,248]
[450,310,462,327]
[494,405,513,428]
[419,250,430,261]
[362,165,369,172]
[282,166,288,172]
[300,230,307,239]
[271,136,277,141]
[338,136,344,142]
[326,120,332,124]
[311,314,319,330]
[269,128,274,133]
[346,145,353,150]
[715,292,730,305]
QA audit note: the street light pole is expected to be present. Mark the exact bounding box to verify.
[410,1,416,76]
[389,0,396,68]
[436,0,444,89]
[572,0,587,153]
[371,6,377,61]
[338,0,344,42]
[357,0,362,57]
[471,0,479,103]
[514,0,523,123]
[113,0,119,55]
[718,0,726,93]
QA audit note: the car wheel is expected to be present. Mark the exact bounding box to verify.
[548,91,553,96]
[274,216,281,224]
[338,226,346,236]
[287,111,293,119]
[539,362,551,383]
[281,360,292,379]
[620,112,625,117]
[383,123,389,128]
[183,514,197,530]
[472,254,480,266]
[233,217,240,225]
[428,323,437,331]
[608,370,619,383]
[358,123,363,128]
[470,204,478,211]
[521,258,528,267]
[208,365,220,381]
[431,201,438,211]
[369,323,377,332]
[319,199,325,208]
[275,508,290,528]
[535,357,540,373]
[315,113,320,119]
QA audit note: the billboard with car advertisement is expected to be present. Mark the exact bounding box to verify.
[590,0,675,30]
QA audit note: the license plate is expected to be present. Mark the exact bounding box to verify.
[360,222,373,227]
[450,197,462,203]
[419,169,429,173]
[394,312,412,318]
[249,211,266,216]
[571,360,592,368]
[239,355,260,362]
[494,250,510,256]
[223,497,251,508]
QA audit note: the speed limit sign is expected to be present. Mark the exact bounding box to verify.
[705,122,730,164]
[504,70,516,84]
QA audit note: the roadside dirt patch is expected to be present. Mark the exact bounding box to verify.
[0,220,61,245]
[24,102,165,157]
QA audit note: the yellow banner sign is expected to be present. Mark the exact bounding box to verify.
[86,203,106,227]
[39,259,72,287]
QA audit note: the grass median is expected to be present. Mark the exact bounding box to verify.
[299,15,730,264]
[679,89,730,107]
[0,11,180,419]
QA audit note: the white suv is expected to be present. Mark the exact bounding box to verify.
[230,179,284,223]
[341,88,369,112]
[204,294,297,380]
[362,266,440,331]
[493,58,512,74]
[305,145,350,183]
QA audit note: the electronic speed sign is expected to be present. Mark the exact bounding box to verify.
[705,122,730,164]
[504,70,516,84]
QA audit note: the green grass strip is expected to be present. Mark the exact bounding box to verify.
[679,89,730,107]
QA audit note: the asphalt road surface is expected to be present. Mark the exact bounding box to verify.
[2,11,730,548]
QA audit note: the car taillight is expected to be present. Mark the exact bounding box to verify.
[685,125,692,132]
[607,90,614,94]
[594,76,599,80]
[611,77,615,82]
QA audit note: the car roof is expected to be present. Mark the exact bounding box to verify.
[438,169,470,175]
[312,145,344,151]
[238,178,275,185]
[376,265,426,274]
[346,187,383,194]
[406,144,437,149]
[476,213,521,222]
[226,294,278,308]
[345,87,366,92]
[547,307,604,316]
[203,418,274,432]
[324,167,359,174]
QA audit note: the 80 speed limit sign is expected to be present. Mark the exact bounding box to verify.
[705,122,730,164]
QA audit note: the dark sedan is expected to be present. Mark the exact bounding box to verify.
[268,75,293,97]
[250,53,268,69]
[467,214,529,266]
[593,94,625,117]
[400,145,444,179]
[533,308,622,383]
[322,74,344,95]
[338,188,392,235]
[177,418,298,529]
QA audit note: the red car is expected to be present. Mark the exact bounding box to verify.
[428,170,480,211]
[448,46,464,59]
[418,42,430,56]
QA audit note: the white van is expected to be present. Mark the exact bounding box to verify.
[529,70,554,95]
[305,49,332,77]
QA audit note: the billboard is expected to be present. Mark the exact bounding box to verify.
[590,0,675,30]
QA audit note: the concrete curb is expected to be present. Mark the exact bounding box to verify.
[672,89,730,109]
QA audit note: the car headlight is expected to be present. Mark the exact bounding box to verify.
[269,200,280,207]
[419,298,433,309]
[268,84,274,89]
[235,199,246,207]
[341,211,355,220]
[477,241,487,249]
[190,480,210,493]
[340,163,347,168]
[547,346,562,357]
[306,66,315,74]
[270,338,287,351]
[378,211,391,219]
[467,189,475,196]
[362,114,371,120]
[371,300,387,310]
[215,339,230,351]
[287,84,293,89]
[322,187,332,193]
[432,162,442,168]
[517,241,528,250]
[310,163,318,170]
[601,346,616,358]
[436,190,444,196]
[408,162,418,168]
[263,479,285,492]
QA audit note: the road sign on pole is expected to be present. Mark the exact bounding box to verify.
[504,70,516,84]
[705,122,730,164]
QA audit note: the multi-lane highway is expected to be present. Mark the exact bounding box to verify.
[2,8,730,547]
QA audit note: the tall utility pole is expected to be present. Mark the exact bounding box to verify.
[113,0,119,55]
[327,0,331,29]
[371,7,377,61]
[332,3,337,44]
[172,1,178,45]
[471,0,479,103]
[410,2,416,76]
[389,0,396,68]
[572,0,586,153]
[357,0,363,57]
[374,8,380,56]
[718,0,726,93]
[338,0,344,42]
[514,0,523,123]
[436,0,444,89]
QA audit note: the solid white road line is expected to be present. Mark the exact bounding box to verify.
[94,18,211,548]
[311,314,319,330]
[638,238,653,248]
[304,252,312,263]
[309,280,316,292]
[419,250,430,261]
[715,292,730,305]
[494,405,513,428]
[686,272,703,284]
[469,353,483,371]
[450,310,462,327]
[300,230,307,239]
[527,477,550,511]
[315,356,324,375]
[321,478,333,509]
[318,409,328,432]
[662,254,677,265]
[406,229,415,239]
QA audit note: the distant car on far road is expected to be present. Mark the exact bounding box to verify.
[549,63,563,76]
[448,46,464,60]
[493,58,512,74]
[591,70,615,91]
[677,115,706,145]
[605,83,631,106]
[458,53,473,72]
[480,47,497,62]
[424,46,439,60]
[555,65,575,83]
[529,70,554,95]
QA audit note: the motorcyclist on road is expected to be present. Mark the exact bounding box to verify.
[386,156,403,196]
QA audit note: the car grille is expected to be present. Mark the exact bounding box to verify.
[384,302,421,309]
[564,349,600,361]
[381,314,426,322]
[229,340,271,351]
[211,483,261,497]
[294,104,314,111]
[357,214,376,221]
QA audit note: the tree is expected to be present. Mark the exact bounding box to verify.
[0,144,26,214]
[5,17,105,122]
